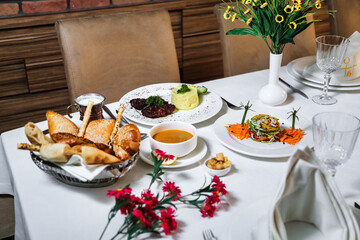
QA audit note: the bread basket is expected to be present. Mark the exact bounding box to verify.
[30,151,139,188]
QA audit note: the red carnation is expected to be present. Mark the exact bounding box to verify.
[212,176,227,196]
[162,182,182,201]
[141,189,159,207]
[107,187,133,199]
[160,207,177,235]
[200,200,216,217]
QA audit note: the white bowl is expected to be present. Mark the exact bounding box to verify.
[204,159,231,177]
[149,121,197,157]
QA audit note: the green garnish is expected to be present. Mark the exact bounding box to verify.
[287,107,301,129]
[196,86,208,94]
[177,84,191,94]
[145,96,164,107]
[241,101,252,124]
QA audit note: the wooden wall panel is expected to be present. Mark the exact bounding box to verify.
[0,60,28,97]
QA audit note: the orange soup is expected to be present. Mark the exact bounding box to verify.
[153,129,193,143]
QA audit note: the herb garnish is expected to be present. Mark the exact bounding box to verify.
[145,96,164,107]
[241,101,252,124]
[287,107,301,129]
[177,84,191,94]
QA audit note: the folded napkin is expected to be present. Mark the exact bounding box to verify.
[55,155,115,181]
[304,31,360,83]
[265,147,359,240]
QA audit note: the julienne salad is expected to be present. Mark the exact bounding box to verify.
[247,114,281,143]
[226,103,305,145]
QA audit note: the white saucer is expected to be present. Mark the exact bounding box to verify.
[139,137,207,169]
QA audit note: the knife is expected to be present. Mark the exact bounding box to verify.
[279,78,309,99]
[102,105,117,120]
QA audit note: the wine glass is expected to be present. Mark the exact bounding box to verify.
[312,112,360,176]
[312,35,350,105]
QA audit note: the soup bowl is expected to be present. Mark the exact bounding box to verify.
[149,121,197,157]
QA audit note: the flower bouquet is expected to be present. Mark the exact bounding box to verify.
[221,0,330,105]
[100,150,228,240]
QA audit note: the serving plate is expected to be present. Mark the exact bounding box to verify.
[119,83,223,126]
[287,57,360,90]
[30,151,139,188]
[139,137,207,169]
[213,107,312,158]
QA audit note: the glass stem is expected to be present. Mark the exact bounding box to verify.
[327,166,336,177]
[322,73,331,97]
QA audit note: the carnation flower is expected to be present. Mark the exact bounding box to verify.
[163,181,182,201]
[160,207,177,235]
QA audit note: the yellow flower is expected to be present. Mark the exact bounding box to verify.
[284,5,293,13]
[244,8,250,14]
[260,2,268,8]
[289,22,297,29]
[232,14,237,22]
[315,1,321,9]
[245,0,252,4]
[224,12,231,20]
[246,17,253,25]
[242,0,246,3]
[294,4,301,11]
[293,0,301,4]
[275,14,284,23]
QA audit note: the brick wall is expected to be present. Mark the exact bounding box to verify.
[0,0,159,17]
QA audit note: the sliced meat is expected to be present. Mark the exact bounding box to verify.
[130,98,147,110]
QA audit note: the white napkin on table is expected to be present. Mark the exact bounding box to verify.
[304,31,360,83]
[264,147,360,240]
[55,155,115,181]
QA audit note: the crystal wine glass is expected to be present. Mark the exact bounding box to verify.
[312,36,350,105]
[312,112,360,176]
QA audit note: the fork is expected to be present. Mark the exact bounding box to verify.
[221,97,243,110]
[203,229,217,240]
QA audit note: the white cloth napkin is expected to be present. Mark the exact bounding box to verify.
[55,155,114,181]
[262,147,360,240]
[304,31,360,83]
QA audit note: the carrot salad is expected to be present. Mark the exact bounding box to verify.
[279,128,305,145]
[226,123,250,140]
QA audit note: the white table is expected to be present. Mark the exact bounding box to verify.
[1,67,360,239]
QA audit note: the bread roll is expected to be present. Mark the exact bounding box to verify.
[84,119,115,145]
[81,146,122,165]
[46,111,79,136]
[113,124,141,156]
[25,122,53,146]
[39,143,72,163]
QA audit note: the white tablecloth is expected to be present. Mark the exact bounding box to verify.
[1,67,360,239]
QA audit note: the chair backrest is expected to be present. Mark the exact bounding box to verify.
[214,4,316,77]
[0,195,14,239]
[327,0,360,37]
[55,9,180,103]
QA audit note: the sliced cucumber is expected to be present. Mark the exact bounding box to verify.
[196,86,208,94]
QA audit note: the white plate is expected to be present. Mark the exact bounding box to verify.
[139,137,207,168]
[119,83,223,126]
[213,108,312,158]
[288,75,360,91]
[287,56,360,88]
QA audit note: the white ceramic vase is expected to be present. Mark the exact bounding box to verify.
[258,53,287,106]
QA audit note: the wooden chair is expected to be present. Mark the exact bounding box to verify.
[0,195,15,239]
[214,4,316,77]
[55,9,180,104]
[327,0,360,37]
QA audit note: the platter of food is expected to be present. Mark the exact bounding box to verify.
[213,106,312,158]
[17,103,141,187]
[119,83,223,126]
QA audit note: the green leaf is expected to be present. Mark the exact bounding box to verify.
[145,96,164,107]
[226,28,258,36]
[177,84,191,94]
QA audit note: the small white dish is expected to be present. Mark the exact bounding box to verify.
[149,121,197,157]
[139,137,207,169]
[203,159,231,177]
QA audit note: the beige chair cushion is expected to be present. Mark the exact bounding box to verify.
[56,9,180,104]
[214,4,316,77]
[0,195,15,239]
[327,0,360,37]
